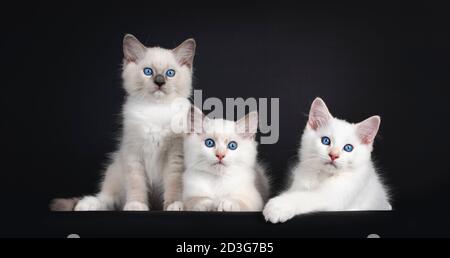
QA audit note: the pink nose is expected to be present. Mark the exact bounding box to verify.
[329,153,339,161]
[216,153,225,160]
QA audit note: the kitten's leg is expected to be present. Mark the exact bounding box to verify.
[122,153,150,211]
[217,186,265,212]
[184,197,215,211]
[163,171,184,211]
[264,172,367,223]
[162,139,185,211]
[217,199,248,212]
[263,190,345,223]
[75,158,123,211]
[263,192,305,223]
[217,193,263,212]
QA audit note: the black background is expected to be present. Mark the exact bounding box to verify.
[1,1,450,236]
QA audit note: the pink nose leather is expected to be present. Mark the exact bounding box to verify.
[329,153,339,161]
[216,153,225,160]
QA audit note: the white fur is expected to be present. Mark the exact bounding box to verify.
[182,111,269,211]
[75,35,194,211]
[264,98,391,223]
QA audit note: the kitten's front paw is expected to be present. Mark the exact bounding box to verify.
[217,199,241,212]
[166,201,184,211]
[191,199,215,211]
[263,197,297,224]
[74,196,107,211]
[123,201,149,211]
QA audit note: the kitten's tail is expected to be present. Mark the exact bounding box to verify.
[49,197,80,211]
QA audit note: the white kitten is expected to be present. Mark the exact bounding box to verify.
[53,34,195,211]
[182,107,269,211]
[264,97,391,223]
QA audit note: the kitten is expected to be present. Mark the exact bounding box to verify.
[51,34,195,211]
[182,107,269,211]
[263,97,391,223]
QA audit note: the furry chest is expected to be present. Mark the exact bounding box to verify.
[205,173,245,198]
[141,125,172,147]
[141,129,172,185]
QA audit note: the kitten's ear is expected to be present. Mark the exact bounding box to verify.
[173,38,196,69]
[236,111,259,139]
[123,34,146,63]
[356,116,381,145]
[187,105,207,134]
[308,97,333,130]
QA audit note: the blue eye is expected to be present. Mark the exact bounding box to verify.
[166,69,176,77]
[321,136,331,145]
[343,144,354,152]
[143,67,153,76]
[204,138,215,148]
[228,141,238,150]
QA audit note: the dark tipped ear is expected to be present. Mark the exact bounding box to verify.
[236,111,258,139]
[123,34,146,63]
[187,105,207,134]
[356,115,381,145]
[308,97,333,130]
[173,38,196,69]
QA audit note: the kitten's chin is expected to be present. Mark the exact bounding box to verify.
[152,89,166,98]
[324,162,338,168]
[210,163,227,175]
[323,162,341,173]
[149,88,185,103]
[143,89,175,103]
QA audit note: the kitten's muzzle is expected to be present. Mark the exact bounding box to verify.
[153,74,166,87]
[216,153,225,161]
[329,153,339,161]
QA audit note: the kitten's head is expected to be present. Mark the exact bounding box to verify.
[121,34,195,103]
[184,106,259,175]
[300,97,381,173]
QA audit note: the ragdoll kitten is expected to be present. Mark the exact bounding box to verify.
[51,34,195,211]
[182,107,269,211]
[263,97,391,223]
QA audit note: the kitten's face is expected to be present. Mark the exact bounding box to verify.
[184,109,259,175]
[121,34,195,103]
[301,98,380,172]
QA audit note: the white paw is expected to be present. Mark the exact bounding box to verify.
[263,197,297,224]
[217,199,241,212]
[191,199,215,211]
[74,196,107,211]
[123,201,149,211]
[166,201,184,211]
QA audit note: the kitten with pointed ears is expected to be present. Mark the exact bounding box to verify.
[182,107,269,211]
[51,34,195,211]
[263,97,391,223]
